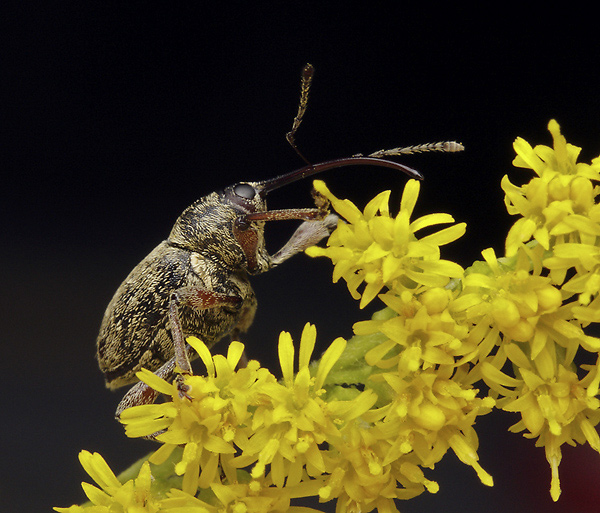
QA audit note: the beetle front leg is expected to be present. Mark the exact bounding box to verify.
[115,287,242,418]
[237,188,337,268]
[271,213,338,266]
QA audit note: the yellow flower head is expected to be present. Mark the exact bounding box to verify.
[120,325,377,503]
[318,421,437,513]
[120,339,276,494]
[372,366,494,486]
[460,247,562,343]
[485,362,600,501]
[315,366,493,512]
[545,242,600,310]
[457,245,600,377]
[502,119,600,256]
[306,179,465,308]
[355,287,474,375]
[238,324,377,489]
[53,451,164,513]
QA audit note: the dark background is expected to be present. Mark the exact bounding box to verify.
[3,2,600,512]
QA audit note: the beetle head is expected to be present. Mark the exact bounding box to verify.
[169,156,424,273]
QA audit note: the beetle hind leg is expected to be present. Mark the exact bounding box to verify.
[115,354,178,418]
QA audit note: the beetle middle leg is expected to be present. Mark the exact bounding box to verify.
[115,287,242,418]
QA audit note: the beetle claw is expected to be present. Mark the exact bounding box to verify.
[175,374,193,401]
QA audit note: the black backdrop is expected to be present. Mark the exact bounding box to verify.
[3,2,600,512]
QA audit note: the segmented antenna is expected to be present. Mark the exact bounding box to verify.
[369,141,464,158]
[286,63,315,164]
[284,64,463,172]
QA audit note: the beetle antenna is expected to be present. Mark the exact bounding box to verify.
[286,63,314,165]
[263,65,465,197]
[368,141,464,158]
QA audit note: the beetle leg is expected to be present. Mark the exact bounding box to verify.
[241,207,325,223]
[169,287,243,374]
[241,182,332,225]
[115,355,177,417]
[228,291,257,368]
[236,188,336,267]
[271,213,338,266]
[115,287,242,419]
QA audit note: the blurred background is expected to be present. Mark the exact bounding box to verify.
[3,2,600,511]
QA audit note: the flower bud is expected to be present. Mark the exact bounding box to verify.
[506,319,535,342]
[491,297,521,328]
[421,287,450,314]
[537,286,562,313]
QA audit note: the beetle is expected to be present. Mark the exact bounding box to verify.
[96,65,462,417]
[96,154,425,416]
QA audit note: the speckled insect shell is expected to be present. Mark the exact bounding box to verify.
[96,188,264,389]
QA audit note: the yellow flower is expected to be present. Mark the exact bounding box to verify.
[53,451,164,513]
[120,339,276,495]
[206,478,322,513]
[502,119,600,257]
[455,246,600,370]
[120,325,378,504]
[483,362,600,501]
[315,367,493,513]
[354,287,474,375]
[373,366,494,485]
[306,179,465,308]
[236,324,377,489]
[545,241,600,324]
[318,422,434,513]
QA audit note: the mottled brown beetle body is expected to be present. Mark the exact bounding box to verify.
[97,185,271,389]
[96,242,257,389]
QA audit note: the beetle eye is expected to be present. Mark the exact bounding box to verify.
[233,183,256,200]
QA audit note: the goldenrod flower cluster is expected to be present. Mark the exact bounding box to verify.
[56,120,600,512]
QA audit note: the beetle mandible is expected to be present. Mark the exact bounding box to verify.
[96,65,461,417]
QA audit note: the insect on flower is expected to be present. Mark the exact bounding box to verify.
[96,64,463,417]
